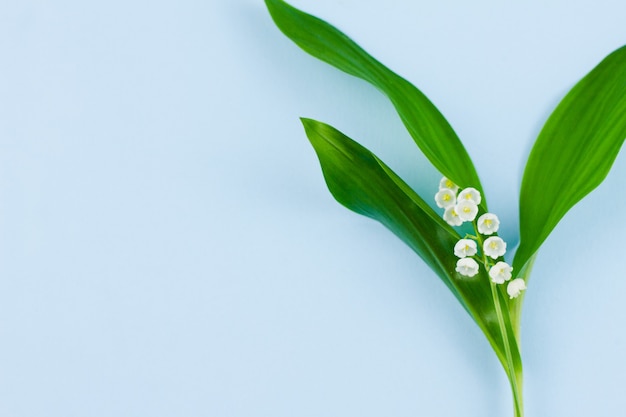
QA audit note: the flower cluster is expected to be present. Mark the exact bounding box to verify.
[436,177,526,299]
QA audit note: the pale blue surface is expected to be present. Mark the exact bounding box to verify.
[1,0,626,416]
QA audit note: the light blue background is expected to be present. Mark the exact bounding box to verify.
[1,0,626,416]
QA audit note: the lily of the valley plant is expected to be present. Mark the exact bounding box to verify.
[264,1,626,415]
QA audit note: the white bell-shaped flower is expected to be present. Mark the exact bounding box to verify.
[435,188,457,209]
[477,213,500,235]
[439,176,459,193]
[507,278,527,299]
[458,187,481,205]
[454,239,477,258]
[483,236,506,259]
[455,258,479,277]
[456,200,478,222]
[488,261,513,284]
[443,206,463,226]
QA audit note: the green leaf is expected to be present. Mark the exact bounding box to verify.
[515,45,626,271]
[301,118,522,410]
[266,0,484,196]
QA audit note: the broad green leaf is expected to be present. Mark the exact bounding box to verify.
[266,0,484,196]
[515,45,626,272]
[301,118,522,410]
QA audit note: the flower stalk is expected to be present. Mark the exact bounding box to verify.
[436,178,525,416]
[491,281,524,417]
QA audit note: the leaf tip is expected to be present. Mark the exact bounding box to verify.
[299,117,320,135]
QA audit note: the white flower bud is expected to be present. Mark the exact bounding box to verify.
[483,236,506,259]
[439,176,459,193]
[456,200,478,222]
[507,278,527,299]
[489,261,513,284]
[435,188,457,208]
[477,213,500,235]
[454,239,477,258]
[443,206,463,226]
[456,258,479,277]
[458,187,481,205]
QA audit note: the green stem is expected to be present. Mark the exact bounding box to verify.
[491,282,524,417]
[472,219,523,416]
